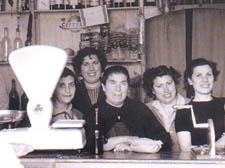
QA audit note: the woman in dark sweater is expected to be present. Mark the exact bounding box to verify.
[175,58,225,151]
[99,65,172,153]
[71,47,107,153]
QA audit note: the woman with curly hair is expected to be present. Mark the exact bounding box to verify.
[143,65,188,152]
[175,58,225,151]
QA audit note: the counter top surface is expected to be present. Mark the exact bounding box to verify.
[20,150,225,163]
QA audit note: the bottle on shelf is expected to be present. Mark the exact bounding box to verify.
[65,0,73,9]
[144,0,156,6]
[104,0,112,7]
[82,0,90,8]
[1,27,12,62]
[0,0,5,11]
[22,0,30,10]
[9,79,20,110]
[113,0,124,7]
[89,0,100,7]
[76,0,84,9]
[13,27,23,51]
[52,0,65,9]
[21,92,28,111]
[126,0,137,7]
[70,0,77,8]
[94,108,103,155]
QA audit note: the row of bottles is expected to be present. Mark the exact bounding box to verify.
[50,0,139,9]
[1,0,225,11]
[47,0,225,10]
[80,26,140,61]
[0,27,23,62]
[9,79,28,111]
[49,0,147,9]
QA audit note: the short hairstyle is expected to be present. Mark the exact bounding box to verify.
[72,47,107,75]
[60,67,78,84]
[184,58,220,97]
[102,65,130,85]
[143,65,181,98]
[52,67,78,100]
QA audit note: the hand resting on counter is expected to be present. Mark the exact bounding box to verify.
[103,136,163,153]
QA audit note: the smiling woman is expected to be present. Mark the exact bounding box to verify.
[71,47,107,153]
[143,65,188,152]
[175,58,225,152]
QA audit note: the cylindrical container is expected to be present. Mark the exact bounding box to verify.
[104,0,112,7]
[0,0,6,11]
[89,0,99,7]
[13,27,23,51]
[94,108,103,155]
[113,0,124,7]
[21,92,28,111]
[9,79,20,110]
[1,27,12,62]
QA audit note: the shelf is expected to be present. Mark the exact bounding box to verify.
[34,6,139,13]
[1,3,225,15]
[34,9,79,13]
[172,3,225,11]
[0,10,30,15]
[0,62,9,65]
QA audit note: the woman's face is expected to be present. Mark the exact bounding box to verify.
[81,55,102,86]
[153,75,177,104]
[55,75,76,105]
[103,73,128,108]
[188,64,214,96]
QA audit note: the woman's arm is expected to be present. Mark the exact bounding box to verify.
[177,131,192,151]
[129,138,162,153]
[103,136,139,151]
[104,136,162,153]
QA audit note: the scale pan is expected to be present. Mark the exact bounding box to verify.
[9,45,67,102]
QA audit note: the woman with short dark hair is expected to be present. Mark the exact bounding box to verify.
[143,65,188,152]
[71,47,107,153]
[175,58,225,151]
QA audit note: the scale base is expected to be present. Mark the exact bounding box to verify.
[192,149,225,160]
[0,128,86,150]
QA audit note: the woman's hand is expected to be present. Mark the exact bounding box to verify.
[104,136,163,153]
[129,138,162,153]
[113,143,132,152]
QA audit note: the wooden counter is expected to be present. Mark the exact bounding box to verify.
[20,151,225,168]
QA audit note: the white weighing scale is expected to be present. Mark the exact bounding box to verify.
[0,45,86,150]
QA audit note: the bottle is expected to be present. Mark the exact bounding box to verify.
[82,0,90,8]
[21,92,28,111]
[65,0,72,9]
[1,27,12,62]
[104,0,112,7]
[89,0,99,7]
[23,0,30,10]
[9,79,20,110]
[94,108,103,155]
[113,0,124,7]
[52,0,65,9]
[18,91,30,128]
[0,0,5,11]
[144,0,156,6]
[13,27,23,51]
